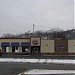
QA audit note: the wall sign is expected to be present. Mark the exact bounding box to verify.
[32,40,38,45]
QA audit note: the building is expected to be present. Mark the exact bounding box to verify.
[0,37,75,55]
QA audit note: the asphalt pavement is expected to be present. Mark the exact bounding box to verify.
[0,54,75,59]
[0,63,75,75]
[0,55,75,75]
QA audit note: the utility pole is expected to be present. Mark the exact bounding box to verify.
[33,24,35,32]
[28,31,30,38]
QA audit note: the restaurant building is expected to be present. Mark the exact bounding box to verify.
[0,37,75,55]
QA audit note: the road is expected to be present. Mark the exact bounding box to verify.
[0,63,75,75]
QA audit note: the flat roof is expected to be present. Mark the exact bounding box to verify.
[0,38,30,39]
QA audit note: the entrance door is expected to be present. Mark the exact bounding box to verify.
[33,48,38,55]
[31,46,40,55]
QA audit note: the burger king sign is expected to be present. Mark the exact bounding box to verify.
[32,40,38,45]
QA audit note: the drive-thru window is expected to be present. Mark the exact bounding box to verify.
[11,42,19,52]
[1,42,10,52]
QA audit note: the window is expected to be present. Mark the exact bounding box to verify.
[25,48,29,52]
[56,45,67,50]
[2,47,6,52]
[15,47,18,50]
[22,46,29,52]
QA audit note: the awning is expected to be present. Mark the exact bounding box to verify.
[1,42,10,47]
[21,42,30,46]
[11,42,19,46]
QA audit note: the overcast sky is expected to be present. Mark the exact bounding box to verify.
[0,0,74,35]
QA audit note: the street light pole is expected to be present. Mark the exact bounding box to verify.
[33,24,35,32]
[28,31,30,38]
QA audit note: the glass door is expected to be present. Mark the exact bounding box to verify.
[33,48,39,55]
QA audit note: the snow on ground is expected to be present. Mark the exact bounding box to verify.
[0,58,75,64]
[18,69,75,75]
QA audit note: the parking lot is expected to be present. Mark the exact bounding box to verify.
[0,62,75,75]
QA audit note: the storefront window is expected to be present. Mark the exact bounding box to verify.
[15,47,18,50]
[2,47,6,52]
[22,46,29,52]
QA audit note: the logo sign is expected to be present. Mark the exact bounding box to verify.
[32,40,38,45]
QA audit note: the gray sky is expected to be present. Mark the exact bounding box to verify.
[0,0,74,36]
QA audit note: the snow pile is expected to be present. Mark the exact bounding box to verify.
[0,58,39,63]
[47,59,75,64]
[0,58,75,64]
[18,69,75,75]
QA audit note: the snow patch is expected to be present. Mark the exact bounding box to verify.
[18,69,75,75]
[0,58,75,64]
